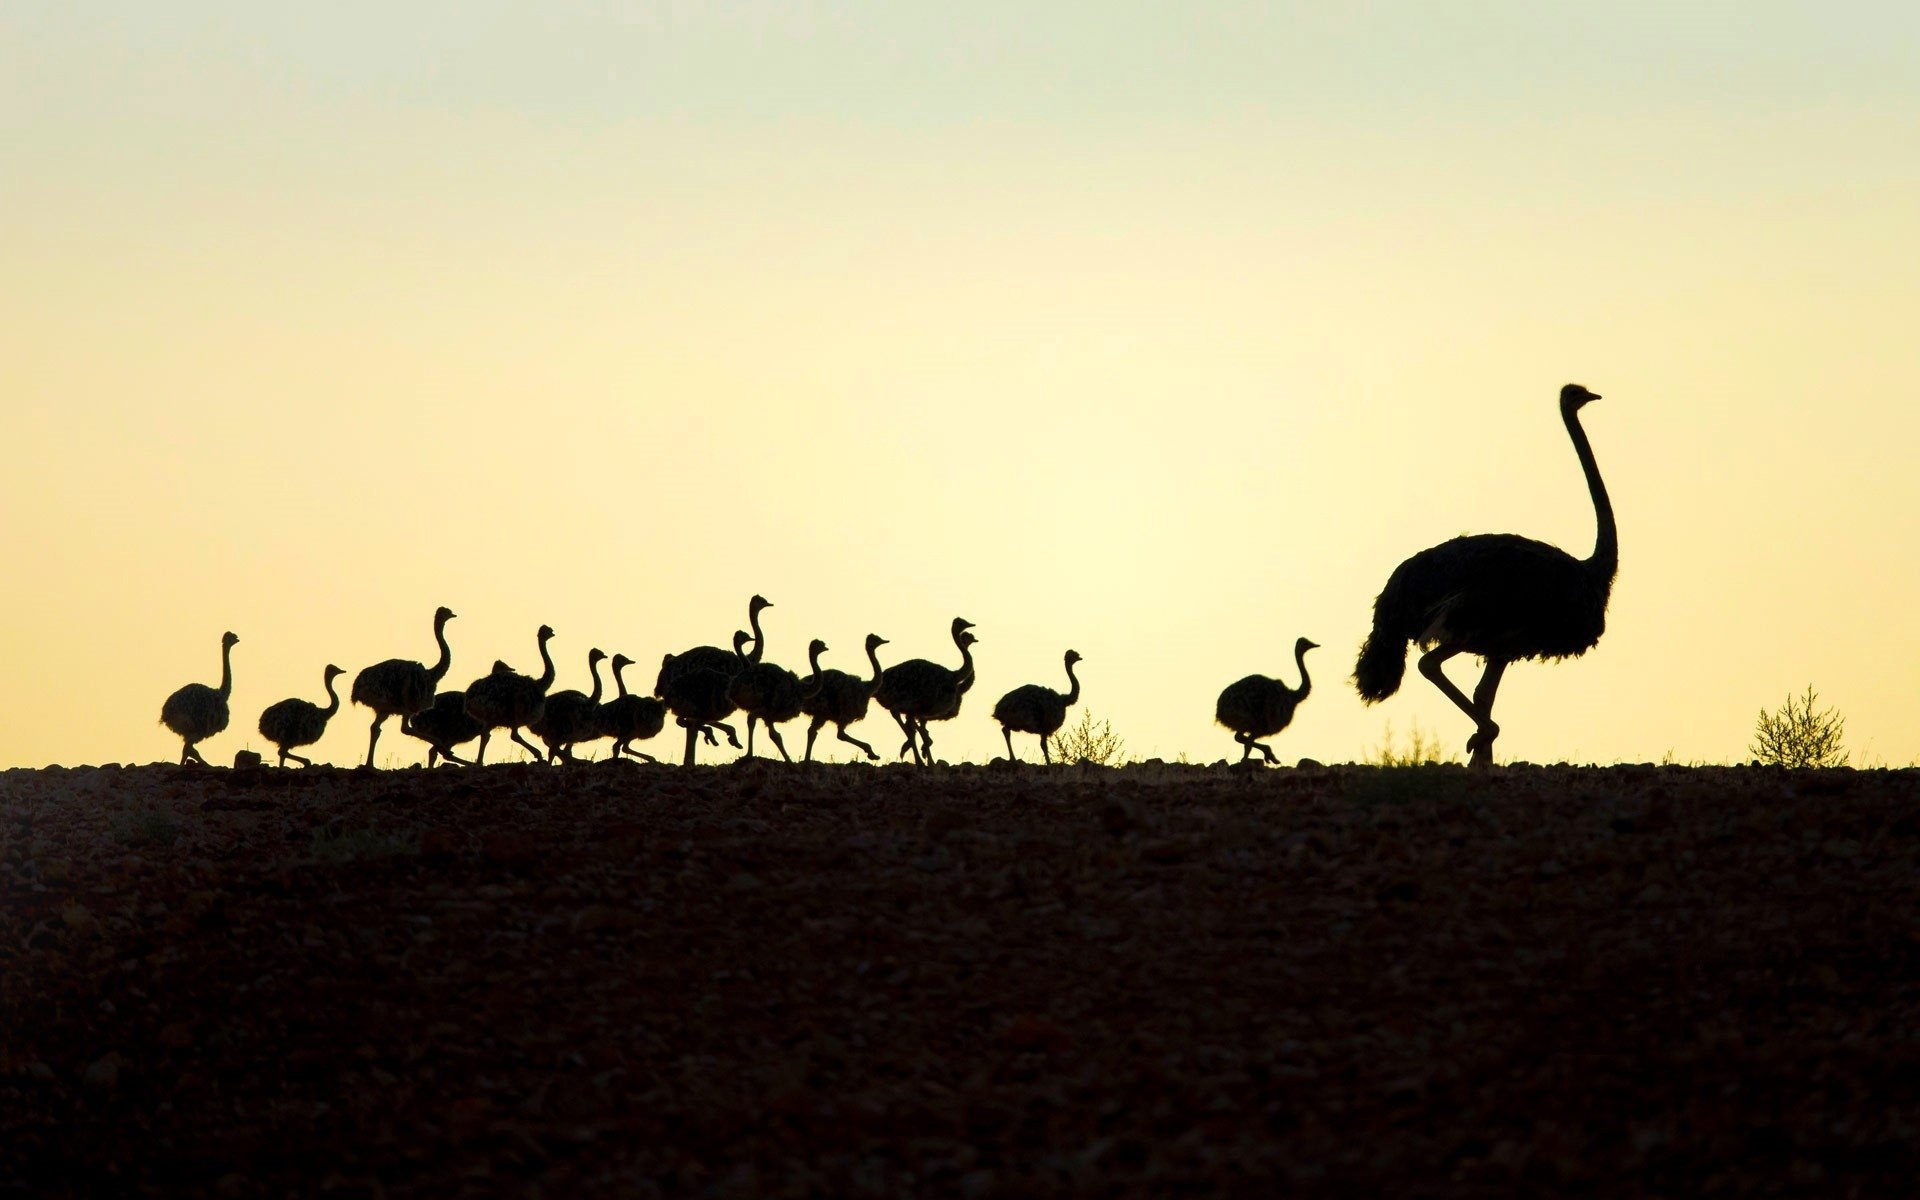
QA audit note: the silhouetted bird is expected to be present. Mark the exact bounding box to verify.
[351,606,455,768]
[801,634,889,762]
[1354,383,1616,766]
[599,653,667,762]
[655,595,768,765]
[530,648,607,763]
[403,690,484,767]
[730,638,826,761]
[874,618,977,765]
[1217,638,1317,765]
[993,650,1082,764]
[464,625,557,763]
[258,664,345,767]
[160,631,238,766]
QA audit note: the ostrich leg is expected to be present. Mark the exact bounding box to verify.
[836,726,877,759]
[1417,646,1502,767]
[1464,659,1509,767]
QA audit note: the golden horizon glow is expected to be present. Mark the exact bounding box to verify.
[4,4,1919,770]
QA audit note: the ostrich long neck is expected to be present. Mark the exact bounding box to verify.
[952,637,974,691]
[320,672,341,718]
[586,656,604,704]
[535,636,556,690]
[1062,657,1081,706]
[428,614,453,685]
[612,661,630,700]
[864,641,886,696]
[217,640,233,700]
[802,643,825,700]
[1292,644,1313,701]
[1565,404,1617,578]
[747,605,767,664]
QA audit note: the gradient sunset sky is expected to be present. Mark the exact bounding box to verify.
[5,2,1917,768]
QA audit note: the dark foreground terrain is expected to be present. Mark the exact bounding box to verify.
[4,760,1919,1197]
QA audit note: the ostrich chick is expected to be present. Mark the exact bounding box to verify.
[463,625,557,763]
[530,648,608,763]
[1217,637,1318,765]
[257,664,345,767]
[403,691,485,767]
[351,606,456,769]
[599,654,667,762]
[729,638,825,762]
[993,650,1082,764]
[161,631,238,766]
[801,634,889,761]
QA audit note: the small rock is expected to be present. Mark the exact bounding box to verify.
[59,903,97,935]
[1296,757,1325,770]
[233,750,263,769]
[83,1053,123,1090]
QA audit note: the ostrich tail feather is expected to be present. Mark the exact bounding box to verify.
[1353,619,1409,703]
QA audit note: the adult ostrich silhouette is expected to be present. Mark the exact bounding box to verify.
[873,618,976,765]
[1354,383,1616,767]
[655,595,768,765]
[160,631,238,766]
[463,625,557,763]
[258,664,345,767]
[993,650,1082,764]
[1217,638,1317,765]
[530,648,608,763]
[801,634,889,762]
[729,638,826,761]
[351,605,455,768]
[403,691,484,766]
[599,654,667,762]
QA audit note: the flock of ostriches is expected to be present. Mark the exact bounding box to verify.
[160,385,1617,771]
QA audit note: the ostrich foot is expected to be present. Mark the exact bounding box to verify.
[1465,723,1500,767]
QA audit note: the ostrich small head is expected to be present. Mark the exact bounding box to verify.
[865,633,889,653]
[222,631,239,649]
[749,595,773,615]
[323,664,345,683]
[958,631,979,649]
[1560,383,1601,410]
[1064,650,1083,667]
[537,624,556,643]
[950,617,975,640]
[587,648,607,667]
[434,606,457,626]
[611,653,633,672]
[1295,637,1320,656]
[809,638,828,657]
[491,660,514,674]
[732,630,752,656]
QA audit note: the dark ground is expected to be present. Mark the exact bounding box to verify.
[4,760,1919,1197]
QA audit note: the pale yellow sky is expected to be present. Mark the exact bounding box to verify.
[4,3,1918,768]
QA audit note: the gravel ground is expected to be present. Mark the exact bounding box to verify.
[4,760,1920,1197]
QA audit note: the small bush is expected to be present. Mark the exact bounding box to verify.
[1751,685,1848,769]
[1363,720,1461,767]
[1048,711,1128,766]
